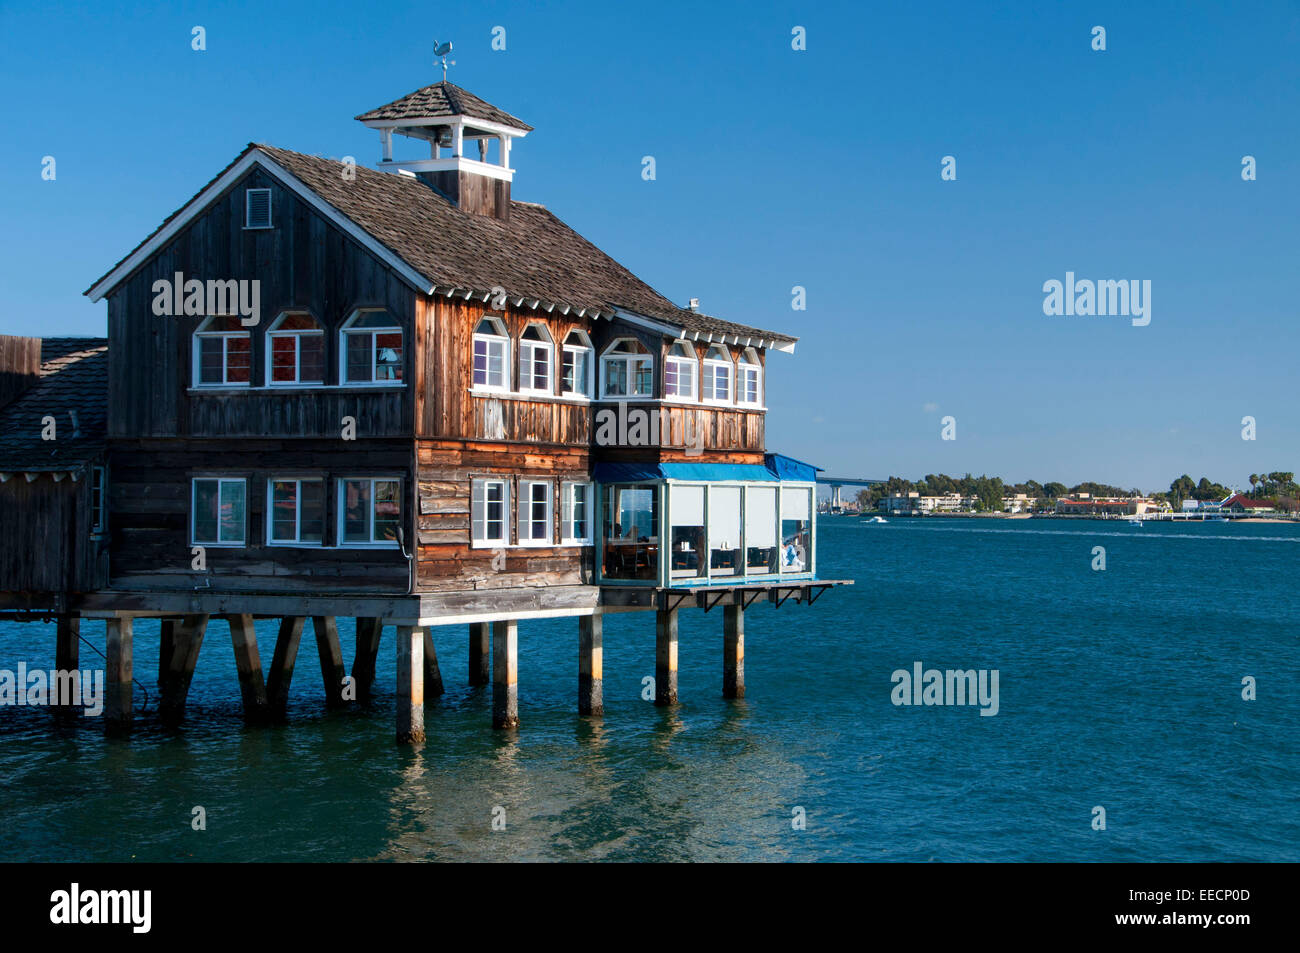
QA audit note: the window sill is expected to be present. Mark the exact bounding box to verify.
[190,541,246,548]
[187,383,406,394]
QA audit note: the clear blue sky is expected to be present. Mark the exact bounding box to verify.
[1,0,1296,493]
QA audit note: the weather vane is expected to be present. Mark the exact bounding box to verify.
[434,40,455,83]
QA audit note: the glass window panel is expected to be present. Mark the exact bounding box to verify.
[351,311,397,329]
[745,486,778,572]
[708,486,742,575]
[669,484,705,578]
[199,337,224,384]
[270,336,296,382]
[634,359,653,395]
[300,480,324,541]
[345,333,372,382]
[194,480,218,542]
[343,479,370,542]
[226,336,251,383]
[219,480,245,543]
[604,359,627,396]
[271,480,298,541]
[373,480,401,541]
[299,334,325,383]
[375,332,402,381]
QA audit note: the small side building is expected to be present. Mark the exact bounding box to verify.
[0,336,109,612]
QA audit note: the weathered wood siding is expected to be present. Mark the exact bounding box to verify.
[0,336,42,411]
[414,441,591,591]
[106,166,415,439]
[0,472,105,596]
[107,439,412,593]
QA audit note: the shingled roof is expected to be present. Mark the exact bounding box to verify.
[0,339,108,473]
[355,81,534,131]
[87,143,797,348]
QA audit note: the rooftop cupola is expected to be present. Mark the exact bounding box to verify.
[355,79,531,221]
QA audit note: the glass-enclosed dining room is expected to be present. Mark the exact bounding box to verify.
[595,463,815,587]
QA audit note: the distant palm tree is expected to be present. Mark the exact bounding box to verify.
[1249,473,1258,498]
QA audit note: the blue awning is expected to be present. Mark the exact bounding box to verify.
[592,461,799,483]
[764,453,822,482]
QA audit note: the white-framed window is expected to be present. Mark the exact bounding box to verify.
[561,481,593,544]
[472,317,509,392]
[518,480,553,546]
[600,338,653,398]
[193,315,252,387]
[267,478,325,545]
[90,466,107,534]
[191,477,247,546]
[340,310,403,384]
[518,324,553,395]
[561,330,593,398]
[471,478,510,547]
[338,477,402,546]
[267,312,325,385]
[664,340,698,401]
[737,347,762,406]
[701,344,733,404]
[245,188,272,229]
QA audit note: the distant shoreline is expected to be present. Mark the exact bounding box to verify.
[833,512,1298,524]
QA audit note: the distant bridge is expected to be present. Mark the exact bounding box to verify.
[815,475,886,509]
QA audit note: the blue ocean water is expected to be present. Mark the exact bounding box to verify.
[0,517,1296,862]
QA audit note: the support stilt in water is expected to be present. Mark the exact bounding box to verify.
[468,621,490,687]
[227,614,269,722]
[55,615,79,712]
[423,630,444,697]
[395,625,425,743]
[105,617,134,731]
[578,614,603,716]
[492,619,519,729]
[266,616,305,715]
[723,604,745,699]
[158,618,175,686]
[312,616,347,708]
[160,614,207,724]
[655,607,678,706]
[352,617,383,701]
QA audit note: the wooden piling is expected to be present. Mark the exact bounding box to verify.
[492,619,519,729]
[578,614,603,716]
[423,630,444,697]
[352,617,383,701]
[55,615,79,711]
[655,608,678,706]
[160,614,207,724]
[723,604,745,699]
[266,616,305,715]
[312,616,347,708]
[158,619,175,686]
[468,621,490,686]
[104,617,133,731]
[395,625,425,743]
[227,614,269,722]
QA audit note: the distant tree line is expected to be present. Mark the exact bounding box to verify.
[853,470,1299,513]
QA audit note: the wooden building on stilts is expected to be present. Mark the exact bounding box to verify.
[0,78,850,741]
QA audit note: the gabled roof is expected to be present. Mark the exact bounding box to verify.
[85,144,796,349]
[355,81,533,131]
[1221,494,1273,509]
[0,339,108,473]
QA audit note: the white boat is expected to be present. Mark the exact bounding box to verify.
[868,516,887,524]
[1127,518,1144,526]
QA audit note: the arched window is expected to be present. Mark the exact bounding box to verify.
[737,348,762,406]
[193,315,251,387]
[561,330,593,398]
[472,317,509,391]
[701,344,733,404]
[600,338,653,398]
[518,324,553,395]
[664,340,697,401]
[267,312,325,385]
[341,310,402,384]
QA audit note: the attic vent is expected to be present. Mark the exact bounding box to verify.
[245,188,272,229]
